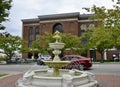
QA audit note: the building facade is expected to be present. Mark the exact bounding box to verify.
[22,12,119,61]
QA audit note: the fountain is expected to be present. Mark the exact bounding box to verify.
[16,31,98,87]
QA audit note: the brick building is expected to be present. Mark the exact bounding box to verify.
[22,12,119,61]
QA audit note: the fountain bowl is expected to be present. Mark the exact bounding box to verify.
[49,43,65,49]
[44,61,69,68]
[44,61,70,76]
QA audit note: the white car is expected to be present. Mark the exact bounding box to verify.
[41,55,52,61]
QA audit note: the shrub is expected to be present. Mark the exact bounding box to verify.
[0,57,9,62]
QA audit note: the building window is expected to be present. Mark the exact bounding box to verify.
[35,26,40,40]
[88,24,95,32]
[36,35,39,40]
[81,38,87,45]
[53,23,63,33]
[89,24,95,28]
[80,24,87,35]
[28,26,34,47]
[28,41,33,47]
[29,26,34,41]
[29,35,34,41]
[29,26,34,34]
[35,26,40,34]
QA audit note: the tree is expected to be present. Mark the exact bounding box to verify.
[82,0,120,62]
[31,32,82,56]
[0,32,22,59]
[30,32,54,55]
[0,0,12,30]
[81,26,112,62]
[61,33,82,54]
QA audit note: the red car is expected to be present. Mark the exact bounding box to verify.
[61,55,92,70]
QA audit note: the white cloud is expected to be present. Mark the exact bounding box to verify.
[2,0,115,37]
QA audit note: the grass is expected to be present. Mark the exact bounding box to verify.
[0,74,7,77]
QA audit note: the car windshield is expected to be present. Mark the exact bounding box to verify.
[71,57,78,60]
[62,56,79,61]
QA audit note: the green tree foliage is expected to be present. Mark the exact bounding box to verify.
[81,27,113,62]
[31,33,54,54]
[82,0,120,62]
[0,32,22,59]
[31,32,82,55]
[61,33,82,54]
[0,0,12,30]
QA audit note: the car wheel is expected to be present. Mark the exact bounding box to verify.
[78,64,84,70]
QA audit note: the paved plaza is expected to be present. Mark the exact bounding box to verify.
[0,73,120,87]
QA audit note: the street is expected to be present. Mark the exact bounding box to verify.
[89,63,120,75]
[0,63,120,87]
[0,63,120,75]
[0,63,48,74]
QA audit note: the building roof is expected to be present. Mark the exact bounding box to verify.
[80,14,94,18]
[21,12,95,23]
[38,12,80,20]
[21,18,39,23]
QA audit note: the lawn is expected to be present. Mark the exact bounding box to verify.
[0,74,7,77]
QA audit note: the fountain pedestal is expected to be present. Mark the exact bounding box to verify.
[45,31,70,76]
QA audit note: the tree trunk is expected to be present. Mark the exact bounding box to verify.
[100,51,104,63]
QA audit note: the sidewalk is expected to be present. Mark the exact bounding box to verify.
[96,74,120,87]
[0,73,23,87]
[0,73,120,87]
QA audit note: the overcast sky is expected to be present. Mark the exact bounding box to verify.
[2,0,115,37]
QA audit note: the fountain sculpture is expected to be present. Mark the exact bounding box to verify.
[16,31,98,87]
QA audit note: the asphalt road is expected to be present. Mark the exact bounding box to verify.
[89,63,120,75]
[0,63,120,75]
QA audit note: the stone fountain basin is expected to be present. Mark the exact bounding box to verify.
[16,69,98,87]
[44,61,70,68]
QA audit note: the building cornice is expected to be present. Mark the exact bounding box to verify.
[78,19,98,22]
[23,23,39,26]
[38,12,80,20]
[40,18,78,23]
[79,14,94,18]
[22,18,39,23]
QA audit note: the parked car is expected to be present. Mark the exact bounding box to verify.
[41,55,52,61]
[6,58,28,64]
[61,55,92,70]
[37,55,52,65]
[6,58,16,64]
[37,59,46,65]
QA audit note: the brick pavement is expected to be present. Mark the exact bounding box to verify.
[95,74,120,87]
[0,73,23,87]
[0,73,120,87]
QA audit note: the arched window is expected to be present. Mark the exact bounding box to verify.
[80,24,87,35]
[80,24,87,31]
[53,23,63,33]
[88,24,95,32]
[89,24,95,28]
